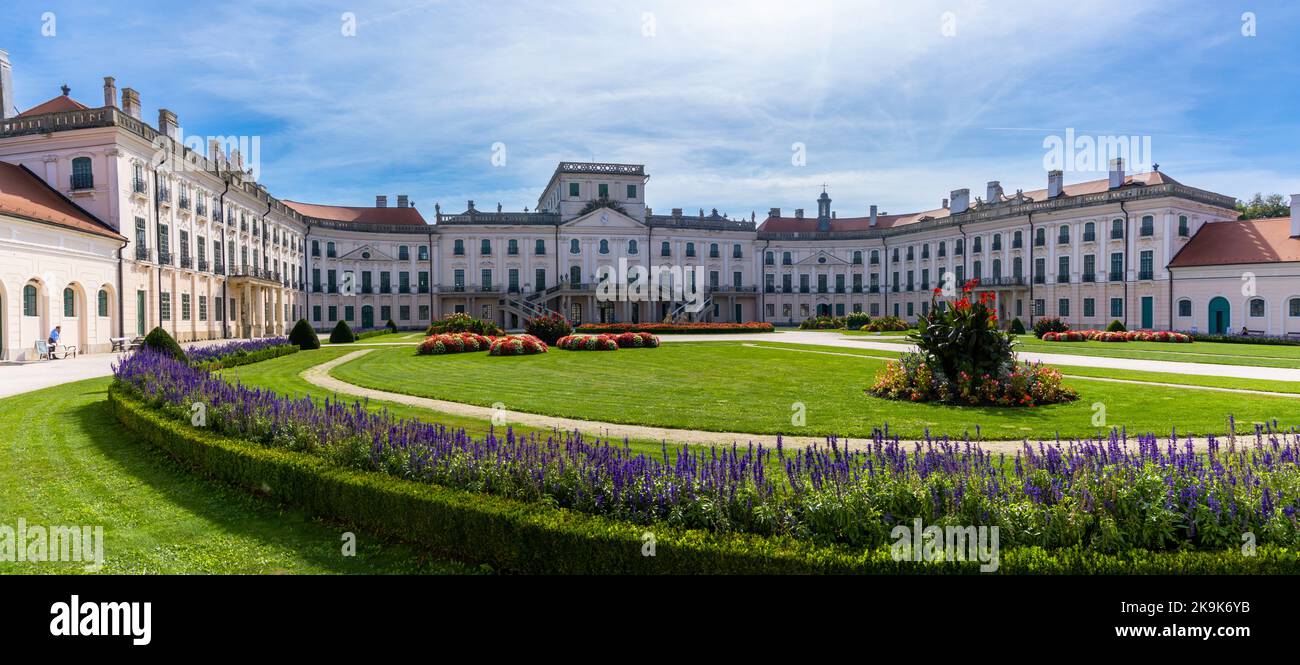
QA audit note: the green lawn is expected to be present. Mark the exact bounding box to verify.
[0,378,476,575]
[328,341,1299,440]
[863,335,1300,369]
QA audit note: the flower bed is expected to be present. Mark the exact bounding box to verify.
[187,337,298,370]
[417,332,494,355]
[871,280,1077,407]
[1044,330,1193,343]
[799,316,844,330]
[488,334,548,356]
[556,334,619,351]
[860,316,909,332]
[614,332,659,348]
[426,312,504,337]
[1040,331,1087,342]
[109,348,1300,558]
[575,322,774,334]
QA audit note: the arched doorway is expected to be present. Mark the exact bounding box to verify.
[1208,296,1230,335]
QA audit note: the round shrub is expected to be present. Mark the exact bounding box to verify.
[556,334,619,351]
[143,326,186,361]
[1107,319,1127,333]
[329,320,356,344]
[614,332,659,348]
[488,334,548,356]
[1009,317,1026,335]
[799,316,844,330]
[288,318,321,350]
[1032,316,1069,339]
[417,332,492,355]
[1042,331,1087,342]
[843,312,872,330]
[386,319,399,333]
[524,312,572,345]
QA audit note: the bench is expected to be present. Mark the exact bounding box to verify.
[36,340,78,359]
[110,336,145,352]
[1244,329,1266,337]
[1286,332,1300,340]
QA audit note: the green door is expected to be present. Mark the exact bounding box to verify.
[361,305,374,329]
[1208,297,1230,335]
[1141,297,1154,330]
[136,290,146,335]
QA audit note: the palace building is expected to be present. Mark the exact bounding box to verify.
[1,51,1297,360]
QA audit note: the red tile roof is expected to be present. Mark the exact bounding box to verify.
[1168,218,1300,268]
[758,172,1181,234]
[17,93,91,117]
[0,162,124,240]
[283,200,429,226]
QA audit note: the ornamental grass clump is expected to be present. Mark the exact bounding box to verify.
[870,279,1077,406]
[488,334,548,356]
[417,332,493,355]
[111,347,1300,552]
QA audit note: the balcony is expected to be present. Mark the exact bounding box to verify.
[1012,240,1023,249]
[869,286,880,293]
[1083,233,1096,242]
[132,179,147,195]
[71,174,94,191]
[800,287,810,294]
[399,286,411,294]
[213,264,226,275]
[1109,272,1123,282]
[180,255,193,270]
[765,285,776,294]
[1111,230,1124,240]
[1033,275,1046,285]
[179,196,191,210]
[380,286,392,294]
[360,286,374,295]
[1057,274,1070,284]
[312,285,323,294]
[1082,273,1096,283]
[158,251,173,265]
[418,286,430,294]
[134,245,150,261]
[1139,270,1154,281]
[157,188,171,205]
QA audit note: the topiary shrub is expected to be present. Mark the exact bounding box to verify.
[386,319,398,333]
[844,312,872,330]
[329,320,356,344]
[143,326,186,361]
[1032,316,1070,339]
[1009,317,1026,335]
[289,318,321,350]
[1107,319,1127,333]
[524,312,572,345]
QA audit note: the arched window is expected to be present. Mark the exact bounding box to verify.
[1111,219,1124,239]
[765,251,774,265]
[1013,230,1023,247]
[98,290,110,317]
[1035,228,1046,246]
[1290,298,1300,317]
[973,236,982,253]
[1178,299,1192,317]
[599,239,610,254]
[992,258,1002,278]
[1013,256,1023,278]
[992,233,1002,250]
[1178,215,1189,237]
[23,284,38,316]
[570,239,580,254]
[1140,215,1155,236]
[1058,226,1070,244]
[852,250,862,264]
[1084,222,1095,241]
[870,250,879,265]
[661,241,671,257]
[709,243,719,258]
[973,260,982,279]
[1249,298,1266,318]
[628,239,638,254]
[71,156,94,190]
[63,288,75,317]
[570,265,582,285]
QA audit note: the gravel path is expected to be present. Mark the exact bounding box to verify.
[299,349,1261,453]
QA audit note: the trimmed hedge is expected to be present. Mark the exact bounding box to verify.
[194,344,298,371]
[576,322,775,334]
[107,386,1300,574]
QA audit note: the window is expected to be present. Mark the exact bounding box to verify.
[199,295,208,322]
[1110,253,1124,281]
[508,239,519,255]
[535,239,546,255]
[973,237,982,253]
[181,294,191,321]
[1012,231,1022,248]
[71,156,93,189]
[1249,298,1265,318]
[709,243,719,258]
[661,241,671,257]
[992,234,1002,251]
[345,306,354,322]
[98,290,109,317]
[381,305,392,322]
[1290,298,1300,317]
[63,288,75,317]
[1058,226,1069,244]
[686,242,696,257]
[1058,298,1070,317]
[570,265,582,286]
[598,184,609,198]
[852,250,862,265]
[480,239,491,255]
[313,305,322,322]
[783,252,792,265]
[327,241,336,257]
[1140,215,1154,237]
[1111,219,1124,239]
[1178,299,1192,317]
[1084,222,1096,242]
[1058,256,1070,283]
[1084,298,1095,318]
[571,239,581,254]
[628,239,638,254]
[765,251,775,266]
[398,245,410,261]
[399,305,410,321]
[1034,299,1045,317]
[599,239,610,254]
[870,250,879,265]
[454,239,465,256]
[569,182,580,197]
[160,292,172,320]
[627,185,637,199]
[535,268,546,291]
[328,305,337,321]
[973,261,982,280]
[1035,228,1046,246]
[419,245,430,261]
[1178,216,1189,237]
[1034,258,1046,284]
[1139,250,1154,280]
[733,243,743,259]
[419,305,430,321]
[1110,298,1124,318]
[453,269,465,290]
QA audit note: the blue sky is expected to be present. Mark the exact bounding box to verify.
[3,0,1296,218]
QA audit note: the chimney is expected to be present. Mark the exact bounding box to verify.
[1108,158,1125,190]
[376,195,388,208]
[397,195,409,208]
[949,189,970,214]
[231,148,244,171]
[942,198,949,209]
[671,208,683,217]
[795,208,805,219]
[1291,194,1299,238]
[102,76,117,108]
[869,205,878,227]
[121,87,141,120]
[1048,170,1064,198]
[157,108,178,140]
[986,181,1003,202]
[0,49,14,120]
[207,138,223,163]
[768,207,781,218]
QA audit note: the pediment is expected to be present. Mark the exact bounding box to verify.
[795,250,849,266]
[562,206,646,230]
[338,245,395,261]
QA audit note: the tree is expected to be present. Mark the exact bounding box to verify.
[289,318,321,350]
[1236,193,1290,220]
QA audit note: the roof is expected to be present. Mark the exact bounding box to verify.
[757,172,1183,235]
[17,92,91,117]
[1168,218,1300,268]
[0,162,124,240]
[282,200,429,226]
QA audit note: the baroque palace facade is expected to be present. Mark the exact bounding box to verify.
[1,55,1298,360]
